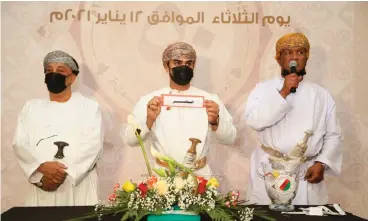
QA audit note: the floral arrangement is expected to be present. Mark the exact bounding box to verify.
[69,116,275,221]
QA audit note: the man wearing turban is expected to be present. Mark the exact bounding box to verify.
[125,42,236,178]
[12,50,104,206]
[245,33,342,204]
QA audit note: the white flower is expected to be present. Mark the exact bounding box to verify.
[155,180,169,195]
[127,114,140,131]
[174,176,185,190]
[238,207,254,221]
[150,149,174,163]
[151,148,161,158]
[186,174,194,184]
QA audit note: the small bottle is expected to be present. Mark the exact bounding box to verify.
[183,138,201,169]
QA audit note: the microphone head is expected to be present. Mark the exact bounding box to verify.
[289,60,297,68]
[289,60,297,73]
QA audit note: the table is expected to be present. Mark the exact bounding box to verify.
[1,205,367,221]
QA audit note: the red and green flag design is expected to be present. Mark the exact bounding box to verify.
[279,179,291,191]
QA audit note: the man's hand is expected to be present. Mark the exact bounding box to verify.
[37,161,67,184]
[279,74,303,98]
[204,100,219,131]
[41,176,62,192]
[146,96,162,129]
[304,162,325,184]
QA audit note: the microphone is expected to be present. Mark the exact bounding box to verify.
[289,60,297,93]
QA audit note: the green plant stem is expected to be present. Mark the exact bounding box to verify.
[136,133,153,177]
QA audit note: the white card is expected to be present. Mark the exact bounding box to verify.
[161,94,204,108]
[309,207,323,216]
[333,204,346,215]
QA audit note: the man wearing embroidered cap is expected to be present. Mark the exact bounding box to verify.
[245,33,342,204]
[13,50,104,206]
[125,42,236,178]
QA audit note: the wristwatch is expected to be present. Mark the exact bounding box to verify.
[209,115,219,126]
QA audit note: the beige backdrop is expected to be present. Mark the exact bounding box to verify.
[2,1,368,219]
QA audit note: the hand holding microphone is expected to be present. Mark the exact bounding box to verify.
[279,60,303,98]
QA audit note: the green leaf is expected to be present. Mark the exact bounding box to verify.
[253,213,277,221]
[153,168,166,177]
[134,211,150,221]
[164,169,170,177]
[113,208,129,216]
[168,161,176,174]
[206,208,233,221]
[121,212,130,221]
[121,210,138,221]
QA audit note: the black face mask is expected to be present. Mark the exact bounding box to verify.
[170,65,194,86]
[282,68,307,77]
[44,72,70,94]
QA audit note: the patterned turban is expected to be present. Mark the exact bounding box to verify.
[275,33,310,60]
[43,50,79,74]
[162,42,197,65]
